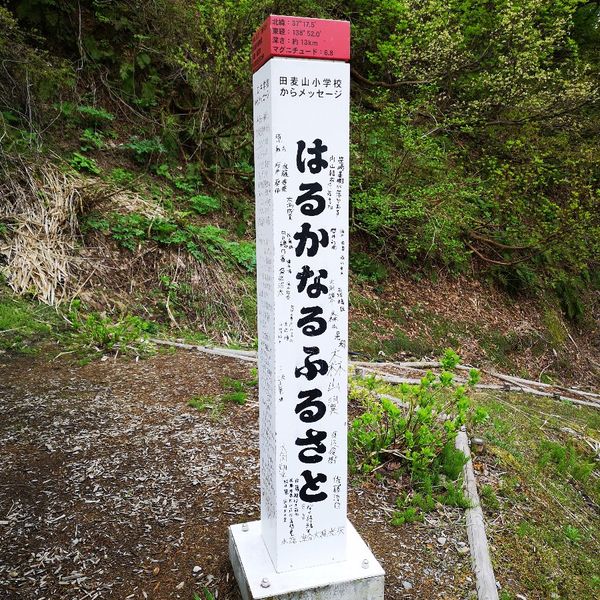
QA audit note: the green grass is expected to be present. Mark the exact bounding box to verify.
[222,390,247,405]
[188,395,223,419]
[480,484,500,510]
[391,506,422,526]
[472,391,600,599]
[187,372,257,419]
[0,286,61,353]
[220,375,258,405]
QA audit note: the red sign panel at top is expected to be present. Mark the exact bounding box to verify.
[251,15,350,73]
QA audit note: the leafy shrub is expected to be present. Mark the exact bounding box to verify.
[69,152,101,175]
[109,167,136,186]
[124,136,165,163]
[349,349,483,478]
[350,251,388,283]
[554,276,586,323]
[189,194,220,215]
[77,105,115,124]
[173,172,202,195]
[80,128,105,150]
[86,213,256,267]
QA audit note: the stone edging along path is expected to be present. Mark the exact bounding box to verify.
[150,338,508,600]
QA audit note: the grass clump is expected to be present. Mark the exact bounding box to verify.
[0,286,60,353]
[222,390,247,405]
[188,395,223,420]
[564,524,582,544]
[349,349,483,524]
[220,374,258,406]
[391,506,422,526]
[480,484,500,510]
[537,440,595,484]
[188,371,256,419]
[391,450,471,525]
[67,302,157,357]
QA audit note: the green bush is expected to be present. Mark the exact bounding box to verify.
[69,152,101,175]
[77,105,114,124]
[349,349,483,478]
[124,136,165,163]
[108,167,136,186]
[85,212,256,271]
[350,251,388,283]
[68,304,156,355]
[189,194,220,215]
[80,128,106,150]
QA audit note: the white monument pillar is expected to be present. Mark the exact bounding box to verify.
[229,15,384,600]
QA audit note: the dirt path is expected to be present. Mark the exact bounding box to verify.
[0,351,474,599]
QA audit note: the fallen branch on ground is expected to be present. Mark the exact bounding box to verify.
[149,339,599,409]
[357,367,600,410]
[456,427,499,600]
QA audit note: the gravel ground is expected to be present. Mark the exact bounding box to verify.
[0,350,474,599]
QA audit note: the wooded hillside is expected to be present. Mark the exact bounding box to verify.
[1,1,599,377]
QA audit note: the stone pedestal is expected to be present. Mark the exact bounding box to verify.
[229,520,384,600]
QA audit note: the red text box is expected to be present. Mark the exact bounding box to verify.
[252,15,350,73]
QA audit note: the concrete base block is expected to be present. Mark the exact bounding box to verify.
[229,520,385,600]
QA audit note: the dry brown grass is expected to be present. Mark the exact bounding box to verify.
[77,239,255,344]
[0,155,166,307]
[0,156,88,305]
[0,154,254,342]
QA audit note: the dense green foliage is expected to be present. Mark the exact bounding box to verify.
[1,0,598,317]
[348,349,485,476]
[348,349,487,521]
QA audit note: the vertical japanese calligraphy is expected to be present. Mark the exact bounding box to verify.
[253,56,349,572]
